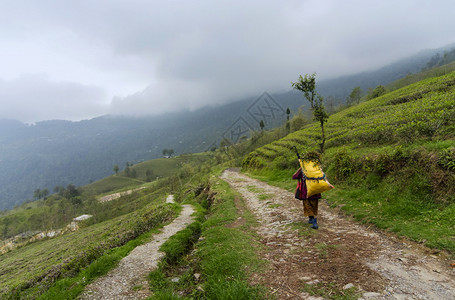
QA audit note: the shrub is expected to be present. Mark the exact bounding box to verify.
[331,149,356,180]
[438,148,455,172]
[273,156,296,170]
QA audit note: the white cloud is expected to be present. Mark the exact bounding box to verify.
[0,75,107,123]
[1,0,455,121]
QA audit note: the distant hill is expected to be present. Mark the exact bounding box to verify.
[1,42,454,210]
[315,42,455,103]
[0,98,294,210]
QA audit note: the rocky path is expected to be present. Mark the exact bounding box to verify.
[79,198,194,300]
[221,169,455,300]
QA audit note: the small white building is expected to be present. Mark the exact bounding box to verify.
[73,214,93,221]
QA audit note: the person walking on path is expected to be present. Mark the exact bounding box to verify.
[292,168,321,229]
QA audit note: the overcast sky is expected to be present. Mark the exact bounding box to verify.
[1,0,454,123]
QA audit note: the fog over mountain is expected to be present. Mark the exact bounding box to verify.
[2,0,455,210]
[1,0,455,122]
[1,40,455,211]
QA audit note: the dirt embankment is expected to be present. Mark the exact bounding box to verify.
[221,169,455,300]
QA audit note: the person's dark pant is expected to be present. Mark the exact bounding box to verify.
[302,199,318,217]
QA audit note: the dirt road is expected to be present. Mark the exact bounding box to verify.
[80,200,195,300]
[221,169,455,299]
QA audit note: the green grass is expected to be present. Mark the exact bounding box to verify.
[160,221,202,266]
[197,179,267,299]
[145,175,267,299]
[303,282,360,300]
[246,185,266,193]
[286,221,317,238]
[246,169,297,192]
[314,242,339,259]
[325,178,455,252]
[147,216,203,299]
[258,193,273,200]
[268,203,282,209]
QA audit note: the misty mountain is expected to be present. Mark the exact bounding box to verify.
[1,43,454,210]
[0,93,299,210]
[316,42,455,102]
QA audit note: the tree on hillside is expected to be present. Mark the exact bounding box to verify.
[113,165,119,175]
[425,53,442,70]
[33,188,49,200]
[63,184,79,199]
[146,169,154,182]
[41,189,49,199]
[1,218,10,239]
[292,73,329,153]
[367,85,387,100]
[259,120,265,131]
[125,164,131,177]
[220,138,230,148]
[289,108,309,132]
[325,95,336,114]
[33,189,41,200]
[348,86,362,105]
[162,148,174,157]
[53,185,65,196]
[285,107,291,133]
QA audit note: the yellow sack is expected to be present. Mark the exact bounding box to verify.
[299,159,334,197]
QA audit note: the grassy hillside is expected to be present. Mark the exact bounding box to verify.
[243,71,455,253]
[387,61,455,92]
[0,146,267,298]
[1,70,454,298]
[83,153,209,196]
[0,153,213,298]
[0,200,179,298]
[0,153,209,240]
[123,153,209,180]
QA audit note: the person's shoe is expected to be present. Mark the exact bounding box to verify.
[311,218,319,229]
[308,216,314,224]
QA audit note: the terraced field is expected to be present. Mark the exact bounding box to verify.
[0,198,178,298]
[245,72,455,167]
[243,71,455,254]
